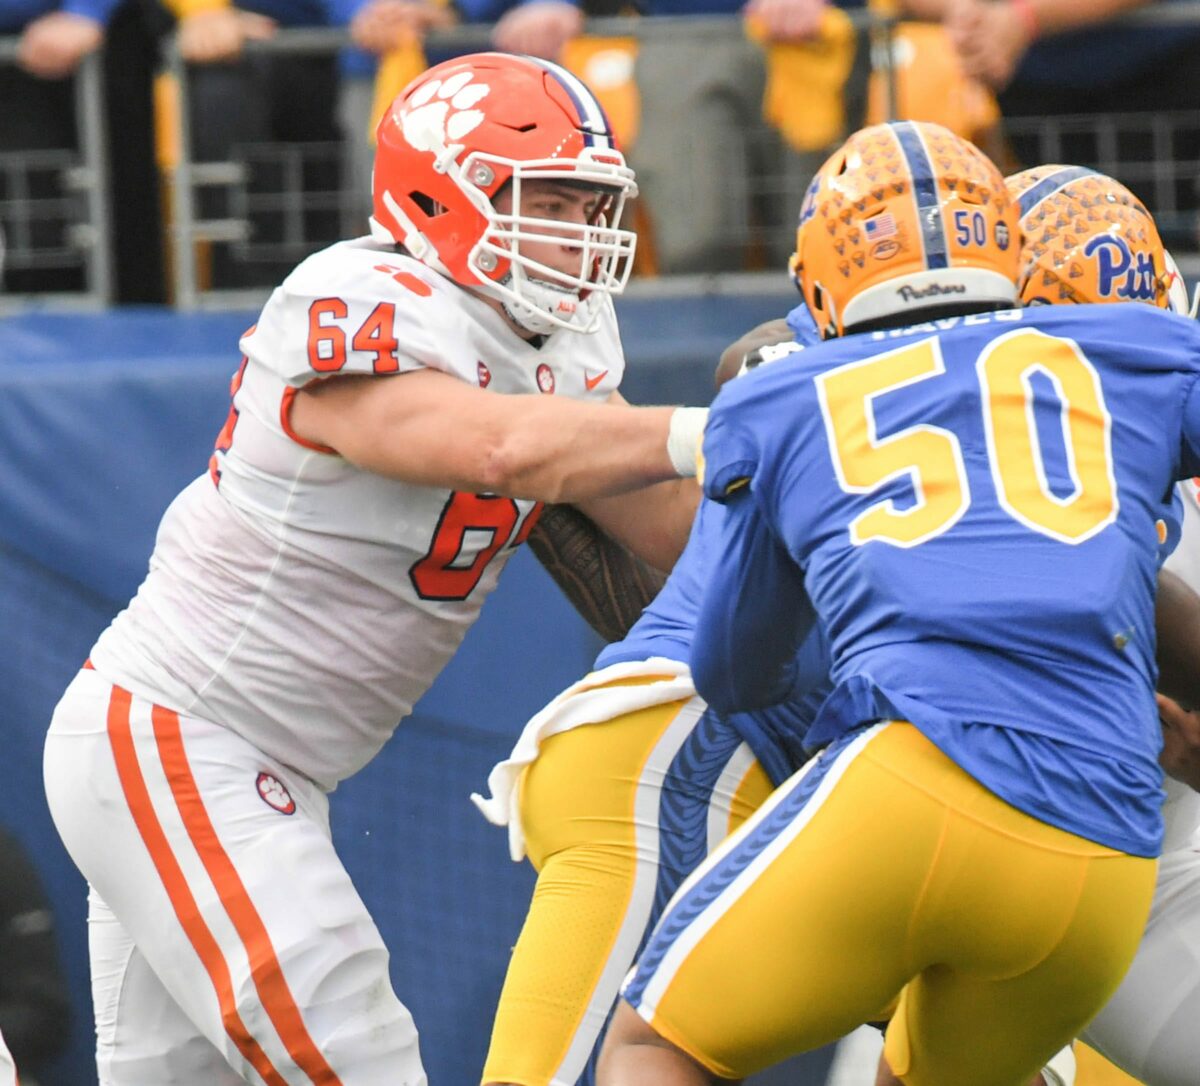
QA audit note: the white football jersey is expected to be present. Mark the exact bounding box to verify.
[1161,479,1200,849]
[91,238,625,790]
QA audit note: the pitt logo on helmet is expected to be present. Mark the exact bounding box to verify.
[789,120,1019,339]
[1005,165,1173,309]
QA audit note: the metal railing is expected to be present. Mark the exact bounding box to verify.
[5,3,1200,310]
[162,7,891,309]
[0,37,112,310]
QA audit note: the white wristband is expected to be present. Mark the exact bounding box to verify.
[667,407,708,477]
[1041,1045,1076,1086]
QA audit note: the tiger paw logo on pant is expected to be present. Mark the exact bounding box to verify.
[256,771,296,815]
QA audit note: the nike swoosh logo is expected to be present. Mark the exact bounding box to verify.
[584,369,609,391]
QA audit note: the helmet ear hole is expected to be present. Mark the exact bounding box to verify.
[410,191,442,217]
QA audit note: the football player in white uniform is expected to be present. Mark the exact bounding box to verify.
[43,52,705,1086]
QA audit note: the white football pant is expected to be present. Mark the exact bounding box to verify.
[45,668,426,1086]
[1081,839,1200,1086]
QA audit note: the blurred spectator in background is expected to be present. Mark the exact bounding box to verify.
[11,0,110,78]
[903,0,1200,246]
[163,0,365,288]
[1,0,165,300]
[0,824,71,1086]
[865,0,1005,161]
[418,0,870,274]
[348,0,452,223]
[350,0,452,57]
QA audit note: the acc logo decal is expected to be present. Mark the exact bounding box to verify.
[400,71,490,154]
[256,772,296,815]
[871,239,900,260]
[536,363,556,394]
[477,360,492,388]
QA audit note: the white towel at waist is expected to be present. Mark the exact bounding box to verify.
[471,657,697,861]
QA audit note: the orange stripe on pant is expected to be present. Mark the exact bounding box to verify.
[150,704,344,1086]
[105,686,290,1086]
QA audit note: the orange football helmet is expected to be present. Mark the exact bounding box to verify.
[372,52,637,335]
[790,120,1019,338]
[1005,165,1174,309]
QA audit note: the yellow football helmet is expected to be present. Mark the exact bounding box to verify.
[789,120,1019,338]
[1005,165,1174,309]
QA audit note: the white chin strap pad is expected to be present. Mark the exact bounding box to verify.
[1041,1045,1077,1086]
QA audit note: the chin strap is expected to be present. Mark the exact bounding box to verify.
[501,274,595,336]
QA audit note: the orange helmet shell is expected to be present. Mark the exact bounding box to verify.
[371,52,638,334]
[791,121,1019,338]
[1006,165,1172,309]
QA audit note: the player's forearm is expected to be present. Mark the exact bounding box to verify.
[477,400,686,504]
[579,479,700,573]
[291,372,695,503]
[527,504,668,643]
[691,497,815,716]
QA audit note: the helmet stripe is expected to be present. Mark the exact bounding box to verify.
[525,56,614,150]
[1017,166,1099,221]
[893,121,948,271]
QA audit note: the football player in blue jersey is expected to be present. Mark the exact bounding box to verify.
[472,289,1085,1086]
[471,302,831,1086]
[599,120,1200,1086]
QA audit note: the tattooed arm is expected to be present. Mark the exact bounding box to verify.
[526,503,669,644]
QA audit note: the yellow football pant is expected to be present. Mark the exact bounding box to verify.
[631,722,1156,1086]
[482,687,772,1086]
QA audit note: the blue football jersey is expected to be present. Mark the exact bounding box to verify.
[597,498,831,784]
[695,303,1200,856]
[786,301,822,347]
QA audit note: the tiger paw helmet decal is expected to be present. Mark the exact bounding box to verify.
[401,70,490,154]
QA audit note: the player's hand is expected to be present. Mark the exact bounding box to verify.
[945,0,1031,89]
[177,8,277,64]
[491,0,583,61]
[715,318,796,388]
[17,12,104,79]
[742,0,827,43]
[351,0,455,54]
[1158,692,1200,793]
